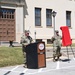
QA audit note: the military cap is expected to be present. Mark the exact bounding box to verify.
[55,30,59,33]
[24,30,30,33]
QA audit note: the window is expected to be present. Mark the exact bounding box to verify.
[0,8,15,19]
[66,11,71,27]
[35,8,41,26]
[36,39,42,42]
[47,39,52,44]
[46,9,52,26]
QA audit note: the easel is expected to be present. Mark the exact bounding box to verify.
[66,45,75,62]
[60,26,75,62]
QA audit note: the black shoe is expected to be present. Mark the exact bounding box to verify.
[55,59,58,61]
[23,65,27,68]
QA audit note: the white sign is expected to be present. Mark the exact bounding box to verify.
[39,43,44,50]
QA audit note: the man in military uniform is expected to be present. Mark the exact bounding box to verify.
[51,30,62,61]
[20,30,33,67]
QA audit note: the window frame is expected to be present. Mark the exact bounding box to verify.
[0,8,15,19]
[66,11,71,27]
[46,9,52,27]
[35,8,41,26]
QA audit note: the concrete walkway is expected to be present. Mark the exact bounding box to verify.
[0,57,75,75]
[46,46,75,58]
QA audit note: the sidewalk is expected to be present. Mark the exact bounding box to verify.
[46,46,75,59]
[0,55,75,75]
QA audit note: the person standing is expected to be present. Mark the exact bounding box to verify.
[20,30,33,67]
[51,30,62,61]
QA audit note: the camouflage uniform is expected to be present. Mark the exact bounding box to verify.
[51,30,62,61]
[20,30,33,66]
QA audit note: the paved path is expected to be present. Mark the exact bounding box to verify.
[46,47,75,58]
[0,56,75,75]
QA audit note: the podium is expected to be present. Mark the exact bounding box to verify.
[26,42,46,69]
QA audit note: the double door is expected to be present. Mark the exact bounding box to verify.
[0,8,15,41]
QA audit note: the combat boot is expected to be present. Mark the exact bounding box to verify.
[53,56,56,62]
[23,63,27,68]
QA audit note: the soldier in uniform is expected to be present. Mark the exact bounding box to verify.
[51,30,62,61]
[20,30,33,67]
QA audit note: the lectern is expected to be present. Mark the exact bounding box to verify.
[26,42,46,69]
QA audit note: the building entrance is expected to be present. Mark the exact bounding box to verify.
[0,8,15,41]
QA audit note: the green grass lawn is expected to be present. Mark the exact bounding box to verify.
[0,47,24,67]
